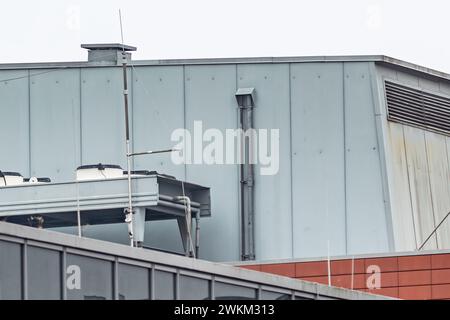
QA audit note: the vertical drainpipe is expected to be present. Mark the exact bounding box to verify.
[235,88,256,261]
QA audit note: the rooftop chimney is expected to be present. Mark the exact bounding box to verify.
[81,43,137,65]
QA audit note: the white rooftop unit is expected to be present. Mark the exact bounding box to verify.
[0,172,23,187]
[76,164,124,181]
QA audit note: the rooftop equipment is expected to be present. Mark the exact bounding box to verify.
[0,171,51,187]
[0,171,24,186]
[76,164,125,181]
[0,172,211,257]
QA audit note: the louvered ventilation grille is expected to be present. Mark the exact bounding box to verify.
[385,81,450,135]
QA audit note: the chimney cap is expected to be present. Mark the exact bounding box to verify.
[81,43,137,52]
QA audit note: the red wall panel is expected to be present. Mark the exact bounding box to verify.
[239,252,450,300]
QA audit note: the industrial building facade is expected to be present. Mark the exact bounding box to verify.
[1,45,450,264]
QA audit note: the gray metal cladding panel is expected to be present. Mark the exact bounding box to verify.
[118,263,150,300]
[131,66,185,254]
[184,65,240,262]
[237,64,293,260]
[27,246,61,300]
[343,62,389,254]
[384,122,417,251]
[179,275,210,300]
[131,66,185,179]
[81,67,129,168]
[402,126,438,250]
[215,281,257,299]
[66,253,113,300]
[290,63,347,258]
[0,240,22,299]
[154,270,175,300]
[0,70,30,176]
[30,69,81,182]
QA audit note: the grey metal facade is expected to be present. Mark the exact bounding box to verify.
[1,51,450,262]
[0,222,385,300]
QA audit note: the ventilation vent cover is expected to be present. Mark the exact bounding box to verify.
[385,81,450,135]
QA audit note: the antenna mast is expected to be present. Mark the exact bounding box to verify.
[118,10,178,249]
[119,9,134,247]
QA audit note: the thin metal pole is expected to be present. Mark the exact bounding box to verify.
[119,9,125,52]
[123,58,134,248]
[195,211,200,258]
[326,174,331,286]
[76,181,82,237]
[129,149,178,157]
[327,240,331,286]
[126,143,134,248]
[120,9,134,247]
[350,256,355,290]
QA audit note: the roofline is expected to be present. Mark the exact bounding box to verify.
[1,55,449,83]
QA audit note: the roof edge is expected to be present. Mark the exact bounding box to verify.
[0,54,449,83]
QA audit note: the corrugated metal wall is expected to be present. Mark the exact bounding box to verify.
[2,60,438,262]
[376,65,450,252]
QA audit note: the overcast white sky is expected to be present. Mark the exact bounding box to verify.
[1,0,449,73]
